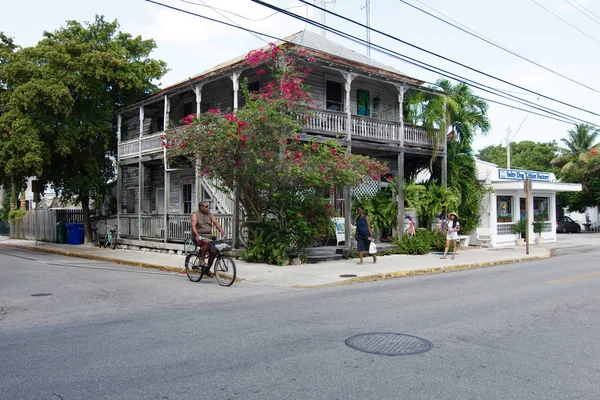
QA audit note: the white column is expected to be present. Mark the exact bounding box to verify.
[231,72,240,111]
[490,191,497,247]
[163,95,169,243]
[195,84,203,116]
[397,85,405,144]
[116,114,122,232]
[195,85,204,205]
[138,106,144,241]
[343,72,356,143]
[342,72,356,251]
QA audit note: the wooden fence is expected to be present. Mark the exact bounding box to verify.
[10,209,83,241]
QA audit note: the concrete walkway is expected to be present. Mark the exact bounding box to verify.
[0,235,557,288]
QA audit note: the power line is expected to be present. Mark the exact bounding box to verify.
[397,0,600,94]
[178,0,306,22]
[571,0,600,21]
[144,0,583,125]
[194,0,266,43]
[562,0,600,26]
[528,0,600,46]
[295,0,600,120]
[511,97,540,141]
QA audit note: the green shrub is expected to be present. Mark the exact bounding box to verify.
[396,229,432,255]
[7,210,27,222]
[241,227,288,266]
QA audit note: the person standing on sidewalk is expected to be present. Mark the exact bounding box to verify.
[191,202,226,272]
[441,212,460,260]
[355,207,376,265]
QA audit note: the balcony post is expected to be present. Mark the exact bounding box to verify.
[342,72,356,252]
[138,106,144,241]
[231,71,240,111]
[116,114,122,234]
[397,85,405,144]
[195,85,204,205]
[163,95,169,243]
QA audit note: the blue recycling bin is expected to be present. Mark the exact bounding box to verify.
[76,223,84,244]
[66,223,84,245]
[66,223,77,245]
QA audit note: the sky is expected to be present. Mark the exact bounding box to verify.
[2,0,600,154]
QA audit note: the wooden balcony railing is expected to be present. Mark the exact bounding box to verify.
[118,109,437,159]
[97,214,234,242]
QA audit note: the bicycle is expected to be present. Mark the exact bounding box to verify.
[104,225,119,250]
[185,238,236,286]
[91,224,101,247]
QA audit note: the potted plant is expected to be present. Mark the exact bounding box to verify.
[511,218,527,246]
[532,220,544,244]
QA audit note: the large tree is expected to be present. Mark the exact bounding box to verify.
[0,17,167,240]
[477,140,560,172]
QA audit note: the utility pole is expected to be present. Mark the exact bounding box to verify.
[361,0,371,57]
[505,127,512,169]
[321,0,326,37]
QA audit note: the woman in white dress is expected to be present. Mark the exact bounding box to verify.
[441,212,460,260]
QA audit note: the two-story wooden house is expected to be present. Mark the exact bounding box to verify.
[114,30,445,251]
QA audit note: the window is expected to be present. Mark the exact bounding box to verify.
[497,196,512,222]
[326,80,343,111]
[183,102,195,117]
[182,183,192,215]
[533,197,549,221]
[248,80,260,92]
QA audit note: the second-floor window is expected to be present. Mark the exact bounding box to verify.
[326,80,343,111]
[182,183,192,214]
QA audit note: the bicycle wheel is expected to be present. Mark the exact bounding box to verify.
[185,253,204,282]
[214,256,236,287]
[91,231,99,247]
[111,236,117,250]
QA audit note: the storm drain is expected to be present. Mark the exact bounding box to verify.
[339,274,358,278]
[345,332,432,356]
[30,293,52,297]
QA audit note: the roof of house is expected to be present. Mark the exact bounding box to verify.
[121,30,423,112]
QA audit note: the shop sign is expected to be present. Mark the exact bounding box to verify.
[498,169,552,182]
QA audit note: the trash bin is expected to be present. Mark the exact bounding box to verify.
[56,222,67,244]
[75,223,84,244]
[66,223,79,245]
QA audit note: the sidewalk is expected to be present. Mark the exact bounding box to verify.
[0,236,551,288]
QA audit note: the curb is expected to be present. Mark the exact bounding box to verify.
[15,245,185,274]
[294,253,552,288]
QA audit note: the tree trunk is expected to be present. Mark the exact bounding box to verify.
[81,193,90,244]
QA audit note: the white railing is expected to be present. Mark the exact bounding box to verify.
[305,109,346,134]
[351,114,400,141]
[119,139,139,158]
[111,214,234,242]
[404,124,433,145]
[141,133,164,154]
[305,108,434,145]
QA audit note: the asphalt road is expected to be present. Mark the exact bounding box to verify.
[1,244,599,400]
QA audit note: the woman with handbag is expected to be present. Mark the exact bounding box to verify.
[441,212,460,259]
[355,207,376,265]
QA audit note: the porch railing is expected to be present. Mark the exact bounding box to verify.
[119,109,437,159]
[111,214,234,243]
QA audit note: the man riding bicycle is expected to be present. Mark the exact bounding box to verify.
[191,202,226,273]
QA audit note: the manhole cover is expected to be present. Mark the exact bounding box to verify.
[345,333,432,356]
[30,293,52,297]
[339,274,357,278]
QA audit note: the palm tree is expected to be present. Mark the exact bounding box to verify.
[551,124,600,172]
[406,79,490,147]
